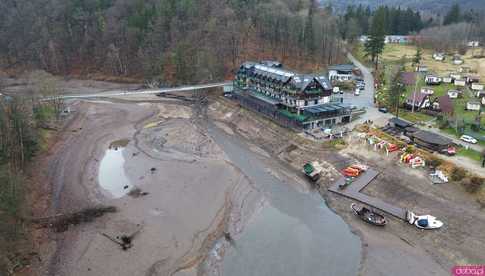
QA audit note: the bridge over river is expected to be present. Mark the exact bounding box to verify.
[42,82,232,101]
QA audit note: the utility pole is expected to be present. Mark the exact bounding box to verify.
[411,72,419,113]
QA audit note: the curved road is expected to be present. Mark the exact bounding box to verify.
[346,52,393,126]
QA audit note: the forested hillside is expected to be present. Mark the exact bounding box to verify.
[0,0,345,84]
[339,5,428,41]
[321,0,484,14]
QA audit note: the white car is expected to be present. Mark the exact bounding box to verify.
[460,135,478,144]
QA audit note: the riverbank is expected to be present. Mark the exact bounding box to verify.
[17,79,483,275]
[32,88,362,275]
[30,97,267,276]
[210,95,485,273]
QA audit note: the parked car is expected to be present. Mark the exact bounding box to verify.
[441,146,456,156]
[354,89,360,96]
[460,135,478,144]
[378,107,388,113]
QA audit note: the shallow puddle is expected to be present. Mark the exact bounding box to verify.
[98,142,132,198]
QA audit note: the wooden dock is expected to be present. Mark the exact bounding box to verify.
[329,169,407,220]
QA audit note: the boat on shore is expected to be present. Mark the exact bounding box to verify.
[303,161,323,182]
[351,203,387,226]
[406,211,443,230]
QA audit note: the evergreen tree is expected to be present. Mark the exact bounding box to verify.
[443,3,461,25]
[303,0,316,53]
[413,47,422,66]
[364,8,386,69]
[389,57,406,117]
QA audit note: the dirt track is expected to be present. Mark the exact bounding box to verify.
[27,84,485,276]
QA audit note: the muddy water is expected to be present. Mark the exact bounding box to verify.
[208,125,361,276]
[98,145,132,198]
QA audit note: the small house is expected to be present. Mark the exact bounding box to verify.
[359,35,369,43]
[388,117,413,131]
[450,73,462,80]
[452,55,464,65]
[458,66,471,73]
[466,75,480,84]
[442,76,453,83]
[416,65,429,73]
[454,79,466,87]
[466,101,481,111]
[453,59,464,65]
[448,90,460,99]
[471,83,484,91]
[400,72,416,85]
[468,41,480,47]
[477,91,485,105]
[408,130,452,151]
[328,64,355,82]
[432,53,445,61]
[434,95,454,115]
[406,92,430,110]
[385,35,412,44]
[421,87,434,95]
[425,75,442,85]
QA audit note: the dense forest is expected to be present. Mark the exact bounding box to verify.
[321,0,485,14]
[339,5,428,41]
[0,0,348,85]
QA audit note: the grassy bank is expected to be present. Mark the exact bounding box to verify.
[457,147,483,162]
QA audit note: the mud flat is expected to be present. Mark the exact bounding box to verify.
[41,99,262,276]
[35,86,483,276]
[36,92,365,276]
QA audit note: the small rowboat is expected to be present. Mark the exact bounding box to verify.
[351,203,387,226]
[303,162,323,182]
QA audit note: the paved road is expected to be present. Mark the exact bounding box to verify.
[346,52,393,127]
[43,82,231,100]
[426,127,484,152]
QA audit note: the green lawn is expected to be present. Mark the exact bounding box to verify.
[457,147,483,163]
[351,44,373,68]
[401,77,485,126]
[395,109,434,123]
[442,126,485,146]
